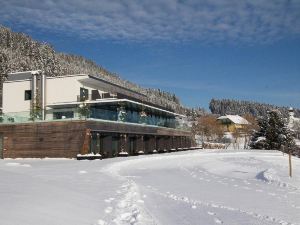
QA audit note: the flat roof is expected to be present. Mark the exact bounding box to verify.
[5,71,42,82]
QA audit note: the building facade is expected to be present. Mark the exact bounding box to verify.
[217,115,249,132]
[0,71,194,159]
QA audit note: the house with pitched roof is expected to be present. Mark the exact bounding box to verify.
[217,115,249,132]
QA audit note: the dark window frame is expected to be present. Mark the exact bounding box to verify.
[24,90,32,101]
[80,87,89,101]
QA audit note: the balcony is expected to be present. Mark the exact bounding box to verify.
[0,109,191,131]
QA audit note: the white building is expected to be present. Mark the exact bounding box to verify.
[2,71,183,125]
[0,71,194,159]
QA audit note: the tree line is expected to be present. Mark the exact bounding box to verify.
[209,98,300,118]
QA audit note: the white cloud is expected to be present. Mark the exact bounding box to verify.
[0,0,299,43]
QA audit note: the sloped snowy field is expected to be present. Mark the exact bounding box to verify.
[0,150,299,225]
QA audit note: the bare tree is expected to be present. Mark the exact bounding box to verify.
[193,115,224,144]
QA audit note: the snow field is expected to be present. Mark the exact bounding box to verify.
[0,150,299,225]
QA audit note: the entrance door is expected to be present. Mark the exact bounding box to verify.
[0,133,3,159]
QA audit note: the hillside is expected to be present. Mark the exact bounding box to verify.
[0,25,205,115]
[209,98,300,118]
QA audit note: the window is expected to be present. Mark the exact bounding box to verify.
[25,90,32,101]
[91,90,101,100]
[53,111,74,120]
[80,87,89,101]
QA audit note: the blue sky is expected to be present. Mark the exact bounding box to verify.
[1,0,300,110]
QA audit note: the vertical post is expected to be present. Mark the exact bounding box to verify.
[289,151,292,178]
[119,134,128,156]
[97,133,100,154]
[120,134,125,152]
[32,73,37,108]
[172,136,174,149]
[141,135,144,154]
[41,72,46,120]
[180,136,183,149]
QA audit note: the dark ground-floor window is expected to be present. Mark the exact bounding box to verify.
[53,111,74,119]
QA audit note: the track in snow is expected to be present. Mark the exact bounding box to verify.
[0,150,299,225]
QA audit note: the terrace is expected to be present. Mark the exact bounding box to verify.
[0,98,190,131]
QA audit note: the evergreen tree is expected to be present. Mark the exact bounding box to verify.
[250,110,295,150]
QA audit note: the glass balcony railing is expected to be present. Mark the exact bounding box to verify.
[0,109,191,131]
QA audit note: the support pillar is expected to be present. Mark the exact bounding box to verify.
[119,134,128,157]
[96,133,101,155]
[149,136,157,153]
[136,135,145,155]
[170,136,176,151]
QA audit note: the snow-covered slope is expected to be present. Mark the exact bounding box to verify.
[0,150,299,225]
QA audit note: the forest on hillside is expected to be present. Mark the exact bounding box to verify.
[4,25,296,119]
[0,25,206,116]
[209,98,300,118]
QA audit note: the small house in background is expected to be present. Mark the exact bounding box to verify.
[288,107,300,140]
[217,115,249,132]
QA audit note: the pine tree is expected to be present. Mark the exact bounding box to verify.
[250,110,295,150]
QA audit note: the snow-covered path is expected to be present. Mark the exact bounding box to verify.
[0,150,299,225]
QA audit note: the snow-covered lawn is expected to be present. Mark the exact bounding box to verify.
[0,150,299,225]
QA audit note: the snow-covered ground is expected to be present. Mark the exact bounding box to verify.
[0,150,299,225]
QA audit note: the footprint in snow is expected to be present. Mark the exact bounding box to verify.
[97,219,108,225]
[104,207,113,214]
[118,201,128,208]
[214,218,223,224]
[104,198,115,203]
[121,184,129,189]
[78,170,87,174]
[243,186,251,190]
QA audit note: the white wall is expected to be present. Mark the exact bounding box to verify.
[46,75,93,105]
[2,74,107,114]
[3,80,31,113]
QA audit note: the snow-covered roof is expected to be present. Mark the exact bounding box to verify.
[217,115,249,125]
